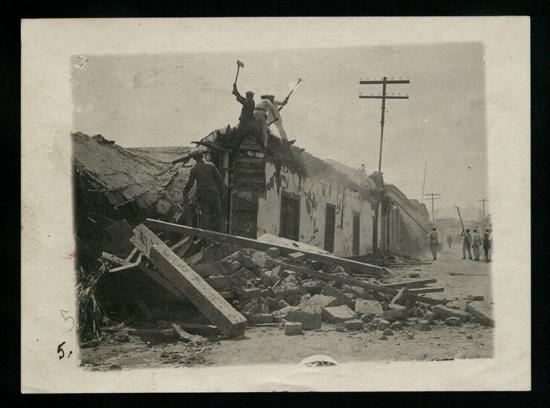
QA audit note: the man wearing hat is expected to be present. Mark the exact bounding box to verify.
[232,83,257,137]
[254,94,291,147]
[182,149,225,232]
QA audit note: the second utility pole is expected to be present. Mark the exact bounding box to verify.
[424,192,441,225]
[360,76,410,254]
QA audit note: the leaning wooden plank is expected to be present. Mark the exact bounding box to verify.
[136,264,188,303]
[382,278,437,289]
[150,245,247,337]
[132,224,246,337]
[144,219,384,276]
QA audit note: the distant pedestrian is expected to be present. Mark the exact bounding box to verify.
[472,228,482,261]
[447,234,453,248]
[483,228,492,262]
[427,227,439,260]
[462,228,472,260]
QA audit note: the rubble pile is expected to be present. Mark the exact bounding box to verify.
[94,221,493,348]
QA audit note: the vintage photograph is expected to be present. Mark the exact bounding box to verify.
[72,42,495,369]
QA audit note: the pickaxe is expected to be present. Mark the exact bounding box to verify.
[234,60,244,85]
[280,77,302,111]
[267,78,303,126]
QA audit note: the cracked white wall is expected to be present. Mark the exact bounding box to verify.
[257,162,374,257]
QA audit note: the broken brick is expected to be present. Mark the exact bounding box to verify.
[374,318,390,330]
[305,294,339,310]
[288,252,306,263]
[445,317,461,326]
[417,319,431,331]
[284,321,303,336]
[247,313,274,324]
[301,280,325,295]
[382,304,409,321]
[355,299,383,315]
[321,305,357,323]
[285,304,322,330]
[321,285,353,306]
[266,247,280,258]
[251,251,276,269]
[344,319,364,331]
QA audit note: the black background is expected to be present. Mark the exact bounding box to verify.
[1,1,548,406]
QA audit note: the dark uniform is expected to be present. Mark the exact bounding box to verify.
[183,160,225,232]
[232,85,259,142]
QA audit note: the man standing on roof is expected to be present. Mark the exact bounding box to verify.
[256,94,294,146]
[232,83,257,134]
[427,226,439,260]
[182,149,225,232]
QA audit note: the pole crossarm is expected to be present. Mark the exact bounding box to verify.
[360,79,410,84]
[359,95,409,99]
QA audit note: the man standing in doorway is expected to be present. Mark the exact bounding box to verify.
[428,226,439,261]
[462,228,473,260]
[182,149,225,232]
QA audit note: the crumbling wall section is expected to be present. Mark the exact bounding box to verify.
[257,162,374,257]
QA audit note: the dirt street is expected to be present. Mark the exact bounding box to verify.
[80,243,493,370]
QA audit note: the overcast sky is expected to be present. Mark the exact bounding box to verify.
[73,43,487,218]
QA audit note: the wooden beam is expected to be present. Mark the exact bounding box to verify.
[136,264,187,302]
[408,287,445,294]
[382,278,437,289]
[109,253,142,273]
[101,251,128,266]
[131,224,247,337]
[278,262,446,306]
[144,219,384,276]
[170,236,193,258]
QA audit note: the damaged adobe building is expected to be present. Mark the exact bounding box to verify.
[73,127,432,268]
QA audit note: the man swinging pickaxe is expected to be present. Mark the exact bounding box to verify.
[266,77,302,126]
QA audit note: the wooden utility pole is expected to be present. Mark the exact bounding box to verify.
[359,77,410,254]
[424,193,441,224]
[479,198,489,219]
[421,161,427,203]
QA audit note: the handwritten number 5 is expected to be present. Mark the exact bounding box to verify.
[57,342,66,359]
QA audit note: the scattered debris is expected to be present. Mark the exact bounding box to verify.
[284,321,303,336]
[466,301,494,327]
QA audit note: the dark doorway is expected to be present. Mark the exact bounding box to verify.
[352,212,360,256]
[280,193,300,241]
[324,204,336,252]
